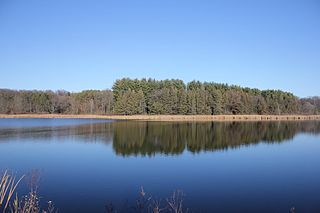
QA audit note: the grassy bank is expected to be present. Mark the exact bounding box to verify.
[1,114,320,121]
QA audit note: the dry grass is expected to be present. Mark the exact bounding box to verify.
[1,114,320,122]
[106,187,188,213]
[0,171,25,213]
[11,191,56,213]
[0,171,56,213]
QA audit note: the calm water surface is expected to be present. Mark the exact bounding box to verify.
[0,118,320,212]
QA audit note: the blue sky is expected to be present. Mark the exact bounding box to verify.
[0,0,319,97]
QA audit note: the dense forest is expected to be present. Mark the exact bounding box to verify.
[0,78,319,115]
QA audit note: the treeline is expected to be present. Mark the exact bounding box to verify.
[0,89,113,114]
[112,78,320,115]
[0,78,319,115]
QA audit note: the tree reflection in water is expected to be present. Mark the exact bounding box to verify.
[1,120,320,156]
[113,121,320,156]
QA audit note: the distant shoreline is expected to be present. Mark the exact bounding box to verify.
[0,114,320,121]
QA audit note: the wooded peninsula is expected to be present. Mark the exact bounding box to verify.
[0,78,319,118]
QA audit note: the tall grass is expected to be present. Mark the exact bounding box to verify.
[0,171,56,213]
[0,171,25,213]
[106,187,188,213]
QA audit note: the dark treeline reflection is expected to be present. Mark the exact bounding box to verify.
[1,121,320,156]
[112,121,320,156]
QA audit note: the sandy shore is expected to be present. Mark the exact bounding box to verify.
[0,114,320,121]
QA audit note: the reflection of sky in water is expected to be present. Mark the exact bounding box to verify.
[0,118,110,128]
[0,119,320,213]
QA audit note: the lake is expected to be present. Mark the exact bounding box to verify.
[0,118,320,212]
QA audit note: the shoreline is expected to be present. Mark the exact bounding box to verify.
[0,114,320,121]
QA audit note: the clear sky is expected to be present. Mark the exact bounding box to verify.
[0,0,319,97]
